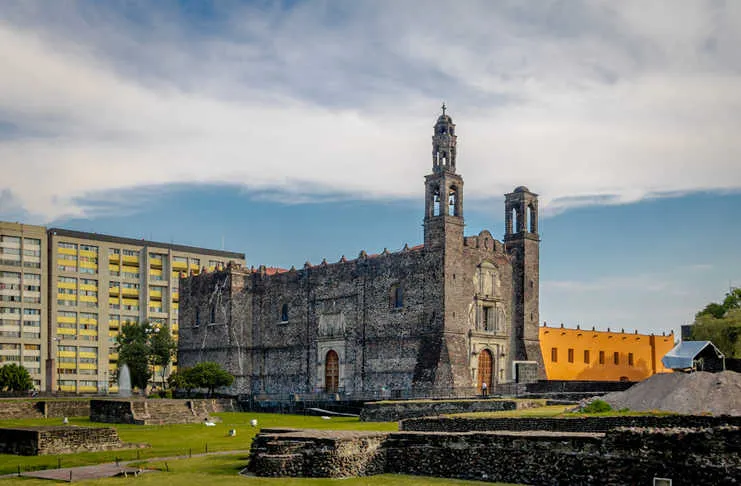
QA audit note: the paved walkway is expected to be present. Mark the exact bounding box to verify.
[1,449,251,482]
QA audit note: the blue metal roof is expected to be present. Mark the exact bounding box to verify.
[661,341,724,370]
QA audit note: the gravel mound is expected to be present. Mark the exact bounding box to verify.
[602,371,741,416]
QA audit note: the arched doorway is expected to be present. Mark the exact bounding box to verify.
[477,349,493,393]
[325,350,339,393]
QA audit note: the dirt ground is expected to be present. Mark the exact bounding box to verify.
[602,370,741,416]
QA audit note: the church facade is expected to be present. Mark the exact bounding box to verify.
[177,109,544,395]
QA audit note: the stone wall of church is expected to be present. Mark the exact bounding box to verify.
[179,246,450,395]
[178,228,530,395]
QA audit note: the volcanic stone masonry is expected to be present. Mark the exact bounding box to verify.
[178,109,544,396]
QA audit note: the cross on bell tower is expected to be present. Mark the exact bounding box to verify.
[424,104,464,249]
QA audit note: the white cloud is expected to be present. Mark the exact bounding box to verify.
[1,1,740,222]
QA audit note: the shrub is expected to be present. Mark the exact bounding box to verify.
[581,399,612,414]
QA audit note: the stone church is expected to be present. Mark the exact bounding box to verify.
[177,108,544,395]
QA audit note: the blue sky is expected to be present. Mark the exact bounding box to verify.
[1,0,740,335]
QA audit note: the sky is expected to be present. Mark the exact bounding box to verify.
[1,0,740,336]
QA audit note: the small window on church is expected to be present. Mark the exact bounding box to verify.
[390,285,403,309]
[281,303,289,322]
[584,350,590,364]
[483,306,494,331]
[628,353,634,366]
[551,347,558,362]
[568,348,574,363]
[599,351,605,365]
[613,352,620,365]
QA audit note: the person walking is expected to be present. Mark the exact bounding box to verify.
[481,381,488,398]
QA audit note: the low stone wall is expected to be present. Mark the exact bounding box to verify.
[0,399,91,420]
[0,400,44,420]
[90,398,236,424]
[42,400,90,418]
[400,414,741,433]
[360,399,542,422]
[0,426,129,455]
[248,426,741,485]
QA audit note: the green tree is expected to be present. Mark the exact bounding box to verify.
[150,322,177,392]
[167,367,196,396]
[117,321,153,393]
[691,288,741,358]
[189,362,234,396]
[0,363,33,392]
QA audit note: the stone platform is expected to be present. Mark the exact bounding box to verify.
[359,398,545,421]
[0,426,136,455]
[247,425,741,485]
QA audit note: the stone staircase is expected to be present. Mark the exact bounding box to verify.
[132,399,211,425]
[90,398,237,425]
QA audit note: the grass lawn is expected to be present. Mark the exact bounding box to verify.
[0,412,397,475]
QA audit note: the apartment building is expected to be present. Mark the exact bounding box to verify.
[1,221,245,393]
[0,222,47,390]
[46,228,245,393]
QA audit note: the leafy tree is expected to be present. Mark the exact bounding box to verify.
[167,367,196,396]
[0,363,33,392]
[691,288,741,358]
[189,362,234,396]
[150,322,177,392]
[117,321,153,393]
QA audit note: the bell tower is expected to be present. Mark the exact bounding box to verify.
[504,186,545,376]
[424,104,464,250]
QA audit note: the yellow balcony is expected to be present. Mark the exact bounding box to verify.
[78,363,97,370]
[150,258,163,268]
[57,328,76,336]
[109,385,119,392]
[60,384,76,392]
[80,248,97,256]
[57,281,76,289]
[79,318,97,325]
[57,315,76,324]
[109,254,120,262]
[79,295,97,303]
[122,298,139,306]
[58,350,76,358]
[122,255,139,265]
[79,283,97,291]
[59,362,76,369]
[79,329,98,336]
[109,264,120,272]
[108,288,120,297]
[172,261,187,271]
[149,289,163,299]
[172,292,179,301]
[79,350,97,358]
[121,288,139,297]
[58,247,76,256]
[78,385,97,392]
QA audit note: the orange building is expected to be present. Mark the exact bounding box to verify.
[539,323,675,381]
